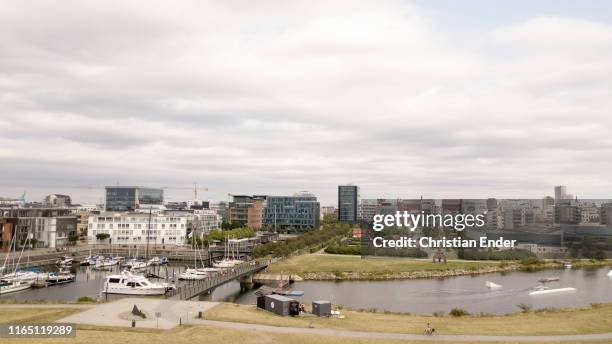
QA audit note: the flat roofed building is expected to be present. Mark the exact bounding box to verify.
[88,212,188,246]
[263,192,320,230]
[105,186,164,211]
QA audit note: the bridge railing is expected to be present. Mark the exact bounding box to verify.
[167,260,270,300]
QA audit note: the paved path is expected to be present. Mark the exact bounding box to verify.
[58,298,217,329]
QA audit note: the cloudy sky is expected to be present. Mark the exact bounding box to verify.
[1,0,612,205]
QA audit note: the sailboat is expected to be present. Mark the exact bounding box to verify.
[212,236,244,269]
[179,239,218,280]
[0,233,33,293]
[0,280,32,294]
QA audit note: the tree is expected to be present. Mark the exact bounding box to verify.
[68,234,79,245]
[96,233,110,241]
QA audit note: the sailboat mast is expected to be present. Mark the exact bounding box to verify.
[145,207,151,260]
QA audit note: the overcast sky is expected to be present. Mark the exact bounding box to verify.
[1,0,612,206]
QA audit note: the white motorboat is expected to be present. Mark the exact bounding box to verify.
[529,285,576,296]
[485,281,502,289]
[56,256,73,266]
[0,280,32,294]
[564,262,572,269]
[46,270,75,285]
[608,270,612,277]
[102,271,170,295]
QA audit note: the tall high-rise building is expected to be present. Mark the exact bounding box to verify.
[554,186,567,202]
[105,186,164,211]
[338,185,359,224]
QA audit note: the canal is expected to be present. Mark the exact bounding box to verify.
[2,264,611,315]
[226,267,612,315]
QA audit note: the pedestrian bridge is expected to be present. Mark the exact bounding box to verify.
[166,261,269,300]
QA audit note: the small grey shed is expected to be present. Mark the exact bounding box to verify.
[312,300,331,316]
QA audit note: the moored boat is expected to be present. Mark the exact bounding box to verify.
[0,280,32,294]
[102,271,171,295]
[56,256,74,266]
[45,269,75,285]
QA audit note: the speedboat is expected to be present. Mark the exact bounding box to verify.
[564,262,572,269]
[538,277,560,283]
[148,256,168,266]
[45,269,75,285]
[608,270,612,277]
[529,285,576,296]
[485,281,502,289]
[56,256,73,266]
[0,280,32,294]
[102,271,170,295]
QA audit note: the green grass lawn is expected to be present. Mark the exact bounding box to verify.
[265,254,503,276]
[205,302,612,336]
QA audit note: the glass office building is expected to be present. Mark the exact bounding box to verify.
[338,185,359,224]
[105,186,164,211]
[263,193,320,230]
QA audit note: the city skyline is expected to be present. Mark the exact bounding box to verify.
[2,1,612,205]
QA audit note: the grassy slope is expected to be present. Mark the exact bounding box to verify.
[205,302,612,336]
[0,307,606,344]
[265,254,502,275]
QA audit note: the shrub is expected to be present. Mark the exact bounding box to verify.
[516,303,532,313]
[449,308,470,317]
[77,296,94,303]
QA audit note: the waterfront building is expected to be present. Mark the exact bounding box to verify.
[192,209,221,234]
[88,211,188,246]
[338,185,359,224]
[104,186,164,212]
[263,192,320,230]
[247,198,265,230]
[0,208,77,248]
[229,195,266,227]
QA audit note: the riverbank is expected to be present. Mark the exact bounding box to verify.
[206,302,612,336]
[264,254,612,280]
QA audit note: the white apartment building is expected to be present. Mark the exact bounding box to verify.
[193,209,221,233]
[88,212,188,246]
